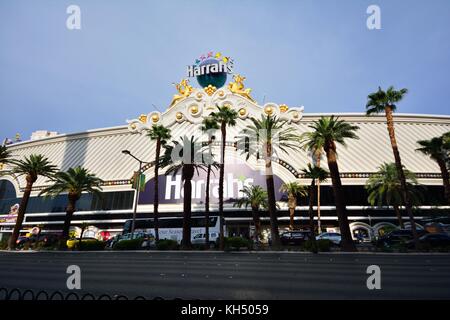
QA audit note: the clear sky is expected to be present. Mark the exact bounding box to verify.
[1,0,449,141]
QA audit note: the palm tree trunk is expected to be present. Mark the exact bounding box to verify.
[265,142,281,248]
[288,206,295,230]
[385,106,419,247]
[8,177,34,249]
[316,154,322,234]
[154,139,161,241]
[437,157,450,205]
[218,123,226,250]
[393,205,404,229]
[205,164,211,248]
[325,145,356,252]
[182,168,193,250]
[61,195,77,249]
[308,179,318,253]
[251,206,261,243]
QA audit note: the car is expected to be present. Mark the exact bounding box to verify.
[407,233,450,248]
[191,233,218,248]
[376,229,427,247]
[280,231,311,246]
[117,232,155,248]
[316,232,341,245]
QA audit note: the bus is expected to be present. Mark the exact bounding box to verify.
[122,216,222,244]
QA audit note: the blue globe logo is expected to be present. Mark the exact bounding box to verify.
[196,58,227,88]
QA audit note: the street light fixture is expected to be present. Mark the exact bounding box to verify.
[122,150,150,237]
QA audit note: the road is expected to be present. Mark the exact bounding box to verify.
[1,251,450,299]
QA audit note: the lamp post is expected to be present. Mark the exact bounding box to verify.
[122,150,150,237]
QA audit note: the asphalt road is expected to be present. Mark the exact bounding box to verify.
[1,251,449,300]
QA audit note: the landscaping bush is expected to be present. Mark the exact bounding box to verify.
[302,239,332,252]
[0,239,8,250]
[78,239,105,251]
[224,237,252,251]
[156,239,179,250]
[113,238,144,250]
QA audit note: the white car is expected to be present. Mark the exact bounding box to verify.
[316,232,341,245]
[191,233,218,247]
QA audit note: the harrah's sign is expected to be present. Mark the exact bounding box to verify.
[138,163,283,205]
[186,52,234,77]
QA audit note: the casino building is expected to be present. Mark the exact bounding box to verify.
[1,54,449,241]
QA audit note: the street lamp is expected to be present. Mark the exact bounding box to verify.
[122,149,150,237]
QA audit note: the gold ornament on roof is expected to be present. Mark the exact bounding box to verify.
[279,104,289,113]
[204,85,217,96]
[176,112,183,120]
[151,114,159,123]
[264,106,274,116]
[169,79,193,108]
[190,105,199,114]
[228,74,255,102]
[238,108,247,116]
[139,114,148,123]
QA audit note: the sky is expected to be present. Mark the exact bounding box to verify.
[1,0,450,141]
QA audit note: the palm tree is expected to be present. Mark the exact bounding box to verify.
[301,116,359,251]
[147,124,171,241]
[279,182,307,230]
[0,145,11,165]
[366,163,424,229]
[366,86,420,247]
[416,136,450,204]
[8,154,57,249]
[302,164,328,253]
[238,114,302,248]
[201,117,220,247]
[160,136,208,249]
[209,105,238,250]
[39,166,103,248]
[233,185,268,243]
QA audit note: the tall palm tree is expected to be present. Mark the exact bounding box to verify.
[279,182,307,230]
[0,145,11,175]
[365,163,423,229]
[201,117,219,247]
[416,136,450,204]
[301,116,359,251]
[302,164,328,253]
[147,124,171,241]
[160,136,208,249]
[209,105,238,250]
[8,154,57,249]
[39,166,103,248]
[233,185,268,243]
[366,86,419,247]
[238,114,302,248]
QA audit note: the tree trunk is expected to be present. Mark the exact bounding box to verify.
[437,157,450,205]
[218,123,226,250]
[154,139,161,241]
[78,226,85,251]
[393,205,404,229]
[251,206,261,243]
[205,164,211,248]
[288,195,296,230]
[325,144,356,252]
[265,142,281,248]
[316,153,322,234]
[308,179,318,253]
[61,194,78,250]
[8,176,34,250]
[182,166,193,250]
[385,106,419,248]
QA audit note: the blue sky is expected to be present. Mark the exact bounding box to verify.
[1,0,450,140]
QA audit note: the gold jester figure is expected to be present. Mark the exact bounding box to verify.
[169,79,193,108]
[228,74,255,102]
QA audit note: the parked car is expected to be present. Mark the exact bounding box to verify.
[376,229,427,247]
[280,231,311,245]
[316,232,341,245]
[406,233,450,248]
[117,232,155,249]
[191,232,218,248]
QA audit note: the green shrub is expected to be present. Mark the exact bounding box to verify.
[224,237,252,251]
[302,239,332,252]
[156,239,179,250]
[113,238,143,250]
[0,239,8,250]
[78,239,105,251]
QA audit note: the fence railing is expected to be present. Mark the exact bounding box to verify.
[0,287,183,301]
